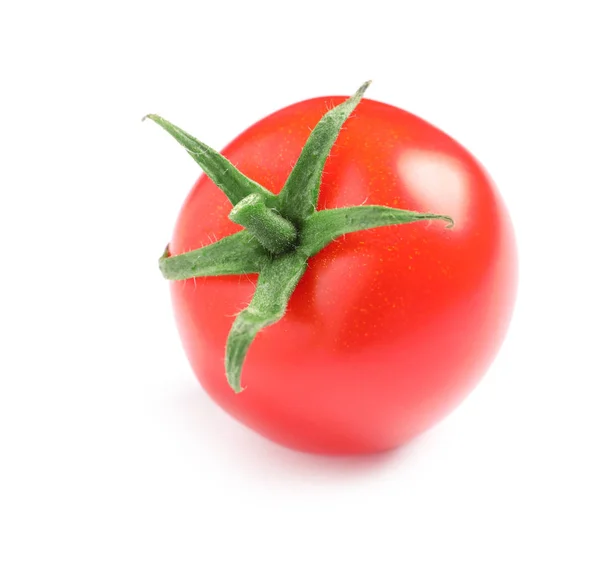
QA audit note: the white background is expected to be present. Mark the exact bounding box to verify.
[1,1,599,561]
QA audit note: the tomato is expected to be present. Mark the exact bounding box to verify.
[159,89,517,454]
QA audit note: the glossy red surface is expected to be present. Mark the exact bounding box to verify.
[169,97,518,454]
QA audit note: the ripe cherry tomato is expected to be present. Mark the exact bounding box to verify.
[166,93,517,454]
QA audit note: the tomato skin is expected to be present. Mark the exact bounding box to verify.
[169,97,517,454]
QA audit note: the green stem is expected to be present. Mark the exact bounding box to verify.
[148,81,455,392]
[229,194,298,255]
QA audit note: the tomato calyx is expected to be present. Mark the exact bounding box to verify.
[147,82,453,392]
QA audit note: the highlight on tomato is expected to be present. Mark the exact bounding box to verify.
[146,82,517,454]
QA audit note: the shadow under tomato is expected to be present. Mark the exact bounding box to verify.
[165,379,438,482]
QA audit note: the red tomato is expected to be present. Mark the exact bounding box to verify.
[168,96,517,454]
